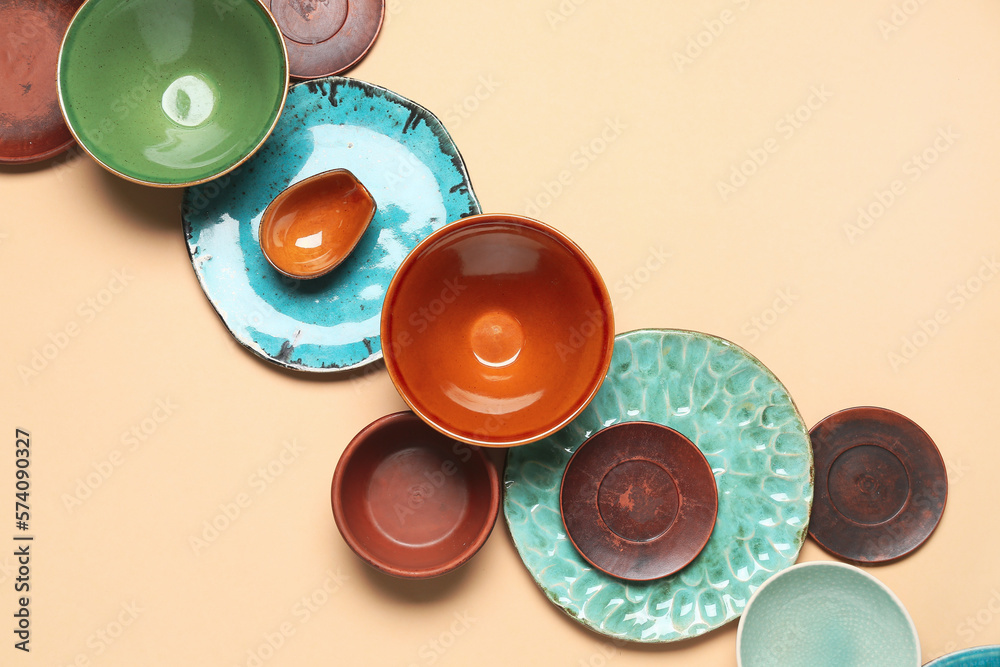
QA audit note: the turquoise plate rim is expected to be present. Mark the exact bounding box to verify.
[925,646,1000,666]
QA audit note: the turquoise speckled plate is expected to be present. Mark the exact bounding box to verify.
[926,646,1000,666]
[182,77,480,371]
[504,329,814,643]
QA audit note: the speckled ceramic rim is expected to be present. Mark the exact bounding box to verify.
[258,168,376,279]
[330,411,500,579]
[924,645,1000,666]
[735,561,921,667]
[55,0,290,188]
[0,138,76,165]
[380,213,615,448]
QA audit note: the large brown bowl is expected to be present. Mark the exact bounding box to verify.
[380,214,615,447]
[331,411,500,579]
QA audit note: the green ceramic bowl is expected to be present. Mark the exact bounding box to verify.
[737,561,920,667]
[58,0,288,187]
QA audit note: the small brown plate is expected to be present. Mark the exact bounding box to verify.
[269,0,384,79]
[560,422,718,581]
[0,0,82,163]
[808,406,947,564]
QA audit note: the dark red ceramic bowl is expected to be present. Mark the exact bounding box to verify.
[380,214,615,447]
[331,411,500,578]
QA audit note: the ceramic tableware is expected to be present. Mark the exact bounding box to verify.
[58,0,288,186]
[737,561,920,667]
[0,0,82,163]
[504,329,814,642]
[808,406,947,563]
[380,213,615,448]
[258,168,376,279]
[331,411,500,579]
[269,0,384,79]
[182,77,480,372]
[925,646,1000,666]
[560,421,717,581]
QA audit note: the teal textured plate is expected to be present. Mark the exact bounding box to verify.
[182,77,479,371]
[504,329,814,642]
[737,562,920,666]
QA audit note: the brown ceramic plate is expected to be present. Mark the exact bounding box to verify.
[808,406,947,564]
[331,411,500,579]
[270,0,384,79]
[560,422,718,581]
[380,213,615,448]
[0,0,82,163]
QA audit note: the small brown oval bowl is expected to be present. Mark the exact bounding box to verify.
[560,421,718,581]
[259,168,376,280]
[380,213,615,448]
[331,411,500,579]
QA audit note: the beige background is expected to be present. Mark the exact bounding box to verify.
[3,0,1000,664]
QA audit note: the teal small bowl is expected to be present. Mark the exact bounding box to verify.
[737,561,920,667]
[926,646,1000,666]
[58,0,288,187]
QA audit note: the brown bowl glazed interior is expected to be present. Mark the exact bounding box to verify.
[380,214,615,447]
[331,412,500,578]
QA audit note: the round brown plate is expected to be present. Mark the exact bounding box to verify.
[269,0,384,79]
[808,406,947,563]
[0,0,82,163]
[560,422,718,581]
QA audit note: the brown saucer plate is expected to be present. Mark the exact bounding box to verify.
[0,0,82,163]
[270,0,384,79]
[560,421,718,581]
[808,406,947,564]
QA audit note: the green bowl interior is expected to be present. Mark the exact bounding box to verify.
[59,0,286,185]
[739,564,919,667]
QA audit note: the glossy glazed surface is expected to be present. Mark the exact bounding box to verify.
[183,77,480,371]
[809,406,947,563]
[58,0,287,186]
[0,0,82,163]
[504,329,814,642]
[259,169,375,279]
[331,412,500,578]
[925,646,1000,666]
[737,562,920,667]
[560,422,717,581]
[381,214,614,447]
[271,0,384,79]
